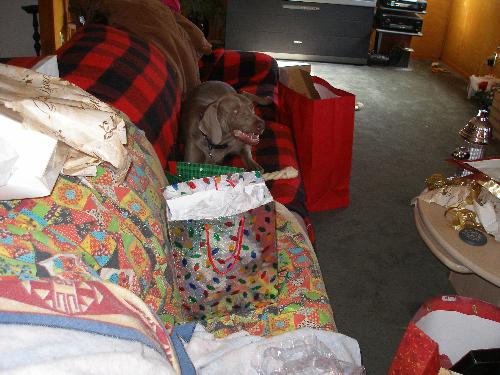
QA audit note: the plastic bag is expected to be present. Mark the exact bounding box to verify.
[253,334,366,375]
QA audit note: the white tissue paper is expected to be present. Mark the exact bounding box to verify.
[0,137,18,186]
[166,182,273,221]
[31,55,60,77]
[474,201,499,239]
[0,107,68,199]
[473,192,500,241]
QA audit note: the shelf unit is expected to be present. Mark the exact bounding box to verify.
[375,28,423,37]
[373,1,426,58]
[374,27,422,54]
[378,6,426,14]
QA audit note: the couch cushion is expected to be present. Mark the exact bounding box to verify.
[57,24,181,168]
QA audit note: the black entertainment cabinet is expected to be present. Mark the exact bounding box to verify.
[225,0,377,64]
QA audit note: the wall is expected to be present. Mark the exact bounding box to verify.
[441,0,500,77]
[411,0,451,61]
[411,0,500,77]
[0,1,38,57]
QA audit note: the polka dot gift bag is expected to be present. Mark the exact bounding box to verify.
[163,172,278,319]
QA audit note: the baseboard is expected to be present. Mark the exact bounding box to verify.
[449,271,500,306]
[439,59,470,79]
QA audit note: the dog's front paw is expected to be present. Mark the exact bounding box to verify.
[246,161,264,174]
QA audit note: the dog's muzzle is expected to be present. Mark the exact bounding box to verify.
[233,129,261,145]
[233,120,265,146]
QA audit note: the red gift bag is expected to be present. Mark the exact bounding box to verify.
[278,76,355,212]
[388,295,500,375]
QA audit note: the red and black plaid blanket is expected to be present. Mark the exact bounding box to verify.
[56,24,181,168]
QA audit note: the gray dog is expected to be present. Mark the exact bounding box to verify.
[181,81,273,172]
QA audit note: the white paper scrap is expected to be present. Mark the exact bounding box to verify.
[166,182,273,221]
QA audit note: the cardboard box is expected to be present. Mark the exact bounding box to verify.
[279,65,320,100]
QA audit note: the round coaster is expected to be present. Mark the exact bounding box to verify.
[459,228,487,246]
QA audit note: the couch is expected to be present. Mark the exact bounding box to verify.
[0,23,336,371]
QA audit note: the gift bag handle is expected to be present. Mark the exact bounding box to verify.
[205,217,245,276]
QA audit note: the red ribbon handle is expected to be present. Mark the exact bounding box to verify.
[205,217,245,276]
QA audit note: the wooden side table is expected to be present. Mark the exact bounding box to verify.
[414,197,500,305]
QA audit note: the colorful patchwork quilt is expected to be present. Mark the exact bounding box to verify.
[0,121,334,336]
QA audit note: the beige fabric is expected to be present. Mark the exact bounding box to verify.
[70,0,212,96]
[0,63,130,182]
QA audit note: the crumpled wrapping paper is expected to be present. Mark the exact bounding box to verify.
[474,195,500,242]
[0,63,130,181]
[418,186,474,208]
[418,174,500,242]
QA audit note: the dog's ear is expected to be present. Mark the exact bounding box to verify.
[198,102,223,144]
[240,92,274,106]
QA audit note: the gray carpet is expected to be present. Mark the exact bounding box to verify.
[300,60,500,374]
